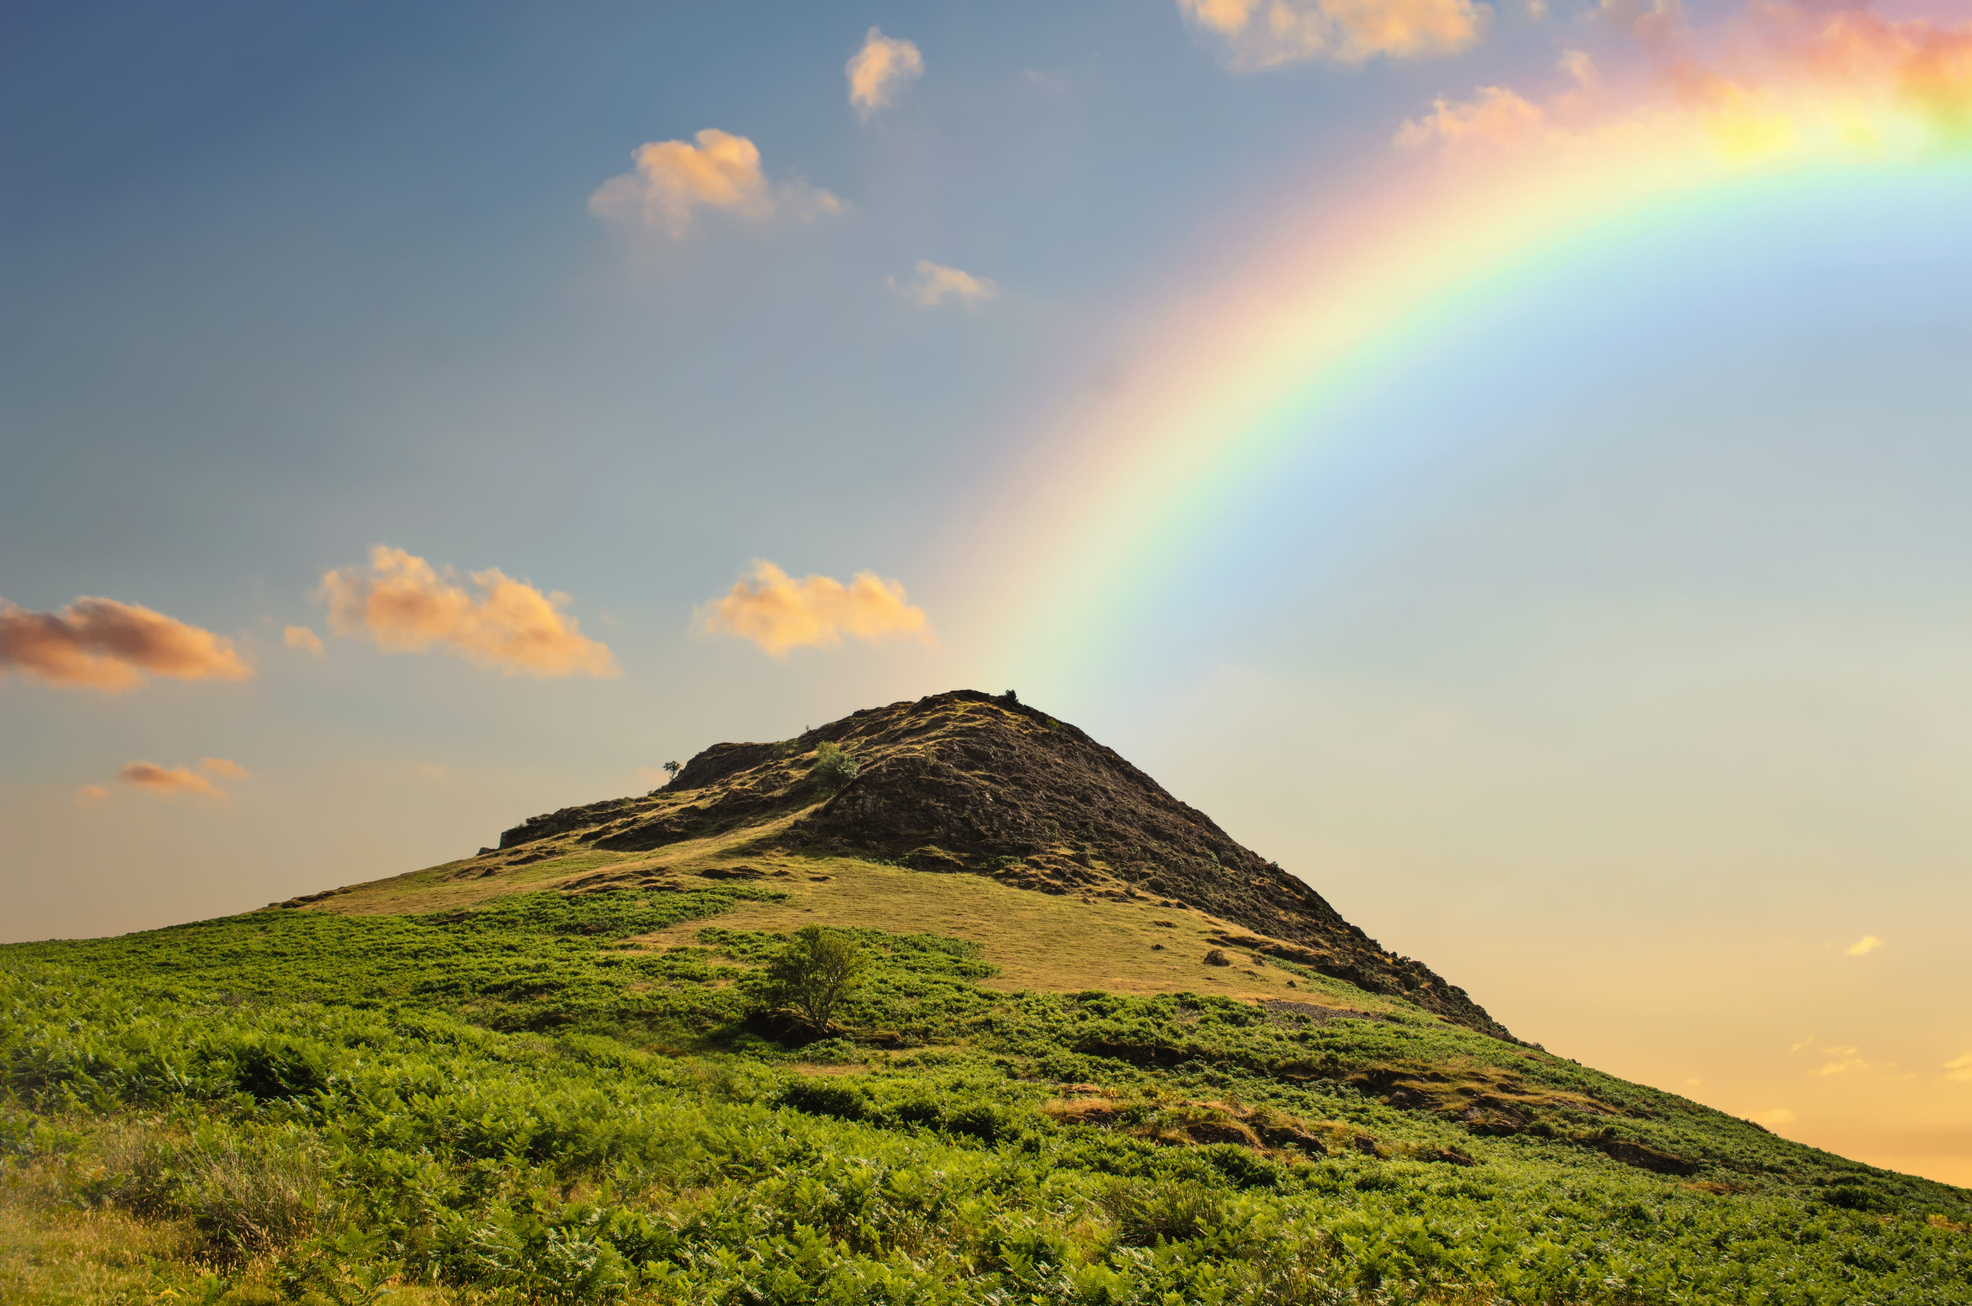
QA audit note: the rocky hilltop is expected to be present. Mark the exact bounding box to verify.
[498,689,1511,1040]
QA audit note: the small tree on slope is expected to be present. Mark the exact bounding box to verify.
[811,740,860,791]
[765,926,866,1037]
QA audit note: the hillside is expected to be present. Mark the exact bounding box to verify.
[345,689,1507,1038]
[4,689,1970,1304]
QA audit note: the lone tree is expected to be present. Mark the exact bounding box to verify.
[811,740,860,791]
[661,760,681,783]
[764,926,865,1036]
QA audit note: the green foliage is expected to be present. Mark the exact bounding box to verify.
[3,890,1970,1304]
[811,740,860,791]
[760,927,866,1036]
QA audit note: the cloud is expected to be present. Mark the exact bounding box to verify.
[1749,1107,1795,1127]
[1178,0,1490,68]
[1397,84,1550,147]
[697,561,936,657]
[847,27,924,118]
[120,761,226,798]
[1845,934,1883,955]
[75,784,108,807]
[1947,1053,1972,1083]
[1789,1033,1816,1052]
[200,757,248,780]
[317,546,619,679]
[1559,47,1598,88]
[588,129,845,238]
[1811,1044,1901,1077]
[0,596,251,692]
[284,625,324,655]
[1396,3,1972,162]
[890,260,999,308]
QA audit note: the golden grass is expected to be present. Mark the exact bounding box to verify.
[0,1181,196,1306]
[287,805,1428,1016]
[630,853,1409,1007]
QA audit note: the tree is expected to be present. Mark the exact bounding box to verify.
[662,760,681,784]
[811,740,860,791]
[764,926,865,1036]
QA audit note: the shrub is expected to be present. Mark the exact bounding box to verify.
[811,741,860,790]
[1099,1178,1226,1246]
[1203,949,1231,967]
[762,927,866,1036]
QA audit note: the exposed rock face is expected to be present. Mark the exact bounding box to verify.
[497,688,1512,1041]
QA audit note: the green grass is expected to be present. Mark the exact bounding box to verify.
[3,889,1969,1304]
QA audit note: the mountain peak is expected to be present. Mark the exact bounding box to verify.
[499,688,1511,1040]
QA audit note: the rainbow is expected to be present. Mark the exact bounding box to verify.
[953,14,1972,679]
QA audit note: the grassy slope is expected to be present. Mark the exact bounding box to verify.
[4,813,1970,1302]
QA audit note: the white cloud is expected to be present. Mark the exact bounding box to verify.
[588,129,845,237]
[890,260,998,308]
[1396,84,1549,148]
[1178,0,1490,69]
[1845,934,1883,956]
[697,561,935,657]
[847,27,924,119]
[317,546,618,679]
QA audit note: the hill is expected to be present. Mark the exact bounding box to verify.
[3,689,1969,1304]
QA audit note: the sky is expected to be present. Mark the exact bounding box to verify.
[4,0,1971,1184]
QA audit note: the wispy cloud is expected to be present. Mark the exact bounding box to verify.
[0,597,250,692]
[1396,2,1972,161]
[1397,85,1549,148]
[1946,1053,1972,1083]
[698,561,935,657]
[119,758,243,799]
[75,784,109,807]
[284,625,324,655]
[890,260,998,308]
[1178,0,1490,69]
[317,546,619,679]
[1812,1044,1906,1078]
[848,27,924,119]
[1846,934,1883,956]
[588,129,845,237]
[1748,1107,1795,1127]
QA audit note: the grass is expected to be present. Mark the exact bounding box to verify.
[4,863,1970,1302]
[322,835,1408,1011]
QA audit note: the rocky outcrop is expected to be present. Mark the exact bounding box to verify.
[492,688,1514,1040]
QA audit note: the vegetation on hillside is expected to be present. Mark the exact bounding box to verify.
[4,887,1969,1304]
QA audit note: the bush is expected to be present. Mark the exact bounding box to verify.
[1203,949,1231,967]
[762,926,866,1036]
[811,741,860,791]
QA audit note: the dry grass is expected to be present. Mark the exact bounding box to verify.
[282,806,1432,1019]
[0,1172,196,1306]
[628,853,1405,1005]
